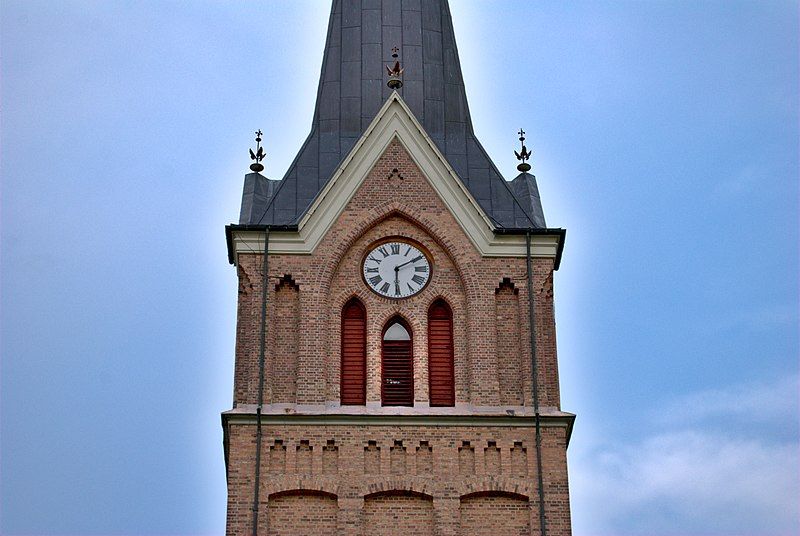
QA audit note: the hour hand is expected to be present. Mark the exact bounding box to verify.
[394,268,401,296]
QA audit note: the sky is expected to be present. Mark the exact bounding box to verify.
[1,1,797,535]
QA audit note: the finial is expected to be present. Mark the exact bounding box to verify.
[515,128,532,172]
[249,130,266,173]
[386,46,404,89]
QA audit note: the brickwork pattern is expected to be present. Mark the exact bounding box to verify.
[496,282,524,405]
[267,492,337,536]
[364,492,435,535]
[271,279,298,403]
[224,424,571,536]
[460,493,531,536]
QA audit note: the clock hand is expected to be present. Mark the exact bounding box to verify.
[396,255,423,270]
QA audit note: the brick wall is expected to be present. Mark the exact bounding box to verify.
[225,424,571,536]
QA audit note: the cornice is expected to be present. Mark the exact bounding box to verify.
[222,411,575,444]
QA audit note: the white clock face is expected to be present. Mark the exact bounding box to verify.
[362,240,432,298]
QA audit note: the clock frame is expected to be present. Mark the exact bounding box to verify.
[361,237,433,299]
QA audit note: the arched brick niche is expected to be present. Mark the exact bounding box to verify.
[271,276,299,403]
[267,490,337,536]
[364,490,434,536]
[459,491,531,536]
[495,278,523,405]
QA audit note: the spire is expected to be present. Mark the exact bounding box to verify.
[243,0,545,229]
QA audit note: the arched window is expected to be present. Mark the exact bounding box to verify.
[382,318,413,406]
[428,299,455,406]
[341,298,366,405]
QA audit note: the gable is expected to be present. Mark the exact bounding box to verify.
[228,93,563,263]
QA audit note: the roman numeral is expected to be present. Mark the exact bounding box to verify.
[394,282,401,296]
[390,243,400,255]
[407,283,415,292]
[380,282,390,293]
[378,246,389,258]
[369,275,382,286]
[404,246,412,256]
[368,255,380,264]
[412,274,425,285]
[366,267,379,273]
[410,255,423,263]
[415,265,428,272]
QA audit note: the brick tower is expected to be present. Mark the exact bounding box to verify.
[223,2,574,535]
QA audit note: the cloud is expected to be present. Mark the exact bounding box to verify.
[657,373,799,428]
[713,163,764,197]
[700,304,798,335]
[571,375,800,535]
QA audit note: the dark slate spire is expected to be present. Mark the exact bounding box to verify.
[242,0,543,229]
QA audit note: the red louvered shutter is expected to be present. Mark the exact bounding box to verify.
[382,320,414,406]
[341,300,366,405]
[428,300,455,406]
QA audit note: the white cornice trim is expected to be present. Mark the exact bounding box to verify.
[230,93,562,262]
[229,229,560,263]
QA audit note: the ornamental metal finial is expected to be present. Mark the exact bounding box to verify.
[249,129,266,173]
[515,128,532,172]
[386,46,404,89]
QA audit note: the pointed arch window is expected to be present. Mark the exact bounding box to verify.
[341,298,366,405]
[428,299,455,406]
[382,318,413,406]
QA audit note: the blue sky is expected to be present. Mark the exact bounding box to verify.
[1,1,797,535]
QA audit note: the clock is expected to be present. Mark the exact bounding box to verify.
[362,240,432,298]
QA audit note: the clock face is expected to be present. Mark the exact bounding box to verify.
[362,240,432,298]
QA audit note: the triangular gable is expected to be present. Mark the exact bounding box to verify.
[229,93,561,260]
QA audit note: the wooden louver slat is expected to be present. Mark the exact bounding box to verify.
[341,300,366,405]
[428,300,455,406]
[381,322,414,406]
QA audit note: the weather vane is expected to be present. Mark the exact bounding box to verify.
[386,46,404,89]
[249,129,266,173]
[515,128,532,172]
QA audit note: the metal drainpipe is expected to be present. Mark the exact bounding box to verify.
[526,230,548,536]
[251,228,270,536]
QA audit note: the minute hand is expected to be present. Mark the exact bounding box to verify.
[396,255,423,270]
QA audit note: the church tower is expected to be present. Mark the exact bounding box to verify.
[223,2,574,535]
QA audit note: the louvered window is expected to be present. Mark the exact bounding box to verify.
[382,319,413,406]
[428,300,455,406]
[341,299,366,405]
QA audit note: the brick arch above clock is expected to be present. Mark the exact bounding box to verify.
[315,202,475,301]
[324,213,469,405]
